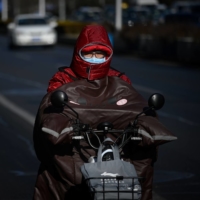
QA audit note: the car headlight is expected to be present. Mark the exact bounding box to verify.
[15,30,26,36]
[47,29,55,34]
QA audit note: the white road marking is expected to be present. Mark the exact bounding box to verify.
[0,94,35,126]
[159,111,199,127]
[154,170,194,183]
[10,170,37,176]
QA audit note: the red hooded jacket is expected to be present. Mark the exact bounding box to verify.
[47,25,131,93]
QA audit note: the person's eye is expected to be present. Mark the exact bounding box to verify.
[83,53,92,58]
[96,53,105,58]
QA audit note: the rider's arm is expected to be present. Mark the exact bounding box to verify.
[108,68,132,84]
[47,71,74,93]
[33,111,86,185]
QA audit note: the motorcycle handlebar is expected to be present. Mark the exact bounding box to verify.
[71,124,142,150]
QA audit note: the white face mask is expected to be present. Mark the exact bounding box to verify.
[83,57,106,64]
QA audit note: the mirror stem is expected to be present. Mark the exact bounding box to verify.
[64,103,79,120]
[133,106,154,126]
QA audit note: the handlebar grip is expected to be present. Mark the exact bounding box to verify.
[72,136,84,140]
[131,137,142,140]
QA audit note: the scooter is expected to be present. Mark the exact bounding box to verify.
[50,90,165,200]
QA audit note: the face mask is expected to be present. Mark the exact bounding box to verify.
[83,57,106,64]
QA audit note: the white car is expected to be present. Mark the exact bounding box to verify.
[7,14,57,49]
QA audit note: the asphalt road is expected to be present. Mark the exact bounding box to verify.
[0,35,199,200]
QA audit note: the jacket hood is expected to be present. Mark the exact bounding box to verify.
[70,25,113,80]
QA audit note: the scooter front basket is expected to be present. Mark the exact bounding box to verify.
[84,176,143,200]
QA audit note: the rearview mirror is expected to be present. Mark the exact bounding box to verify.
[50,90,68,108]
[50,90,79,120]
[148,93,165,110]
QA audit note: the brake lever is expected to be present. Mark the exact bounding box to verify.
[72,123,90,133]
[130,125,142,141]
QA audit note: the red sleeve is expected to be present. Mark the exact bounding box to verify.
[108,69,132,84]
[47,71,74,93]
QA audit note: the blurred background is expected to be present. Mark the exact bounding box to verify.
[0,1,200,200]
[0,0,200,65]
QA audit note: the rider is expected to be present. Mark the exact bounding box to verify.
[47,25,131,93]
[33,25,176,200]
